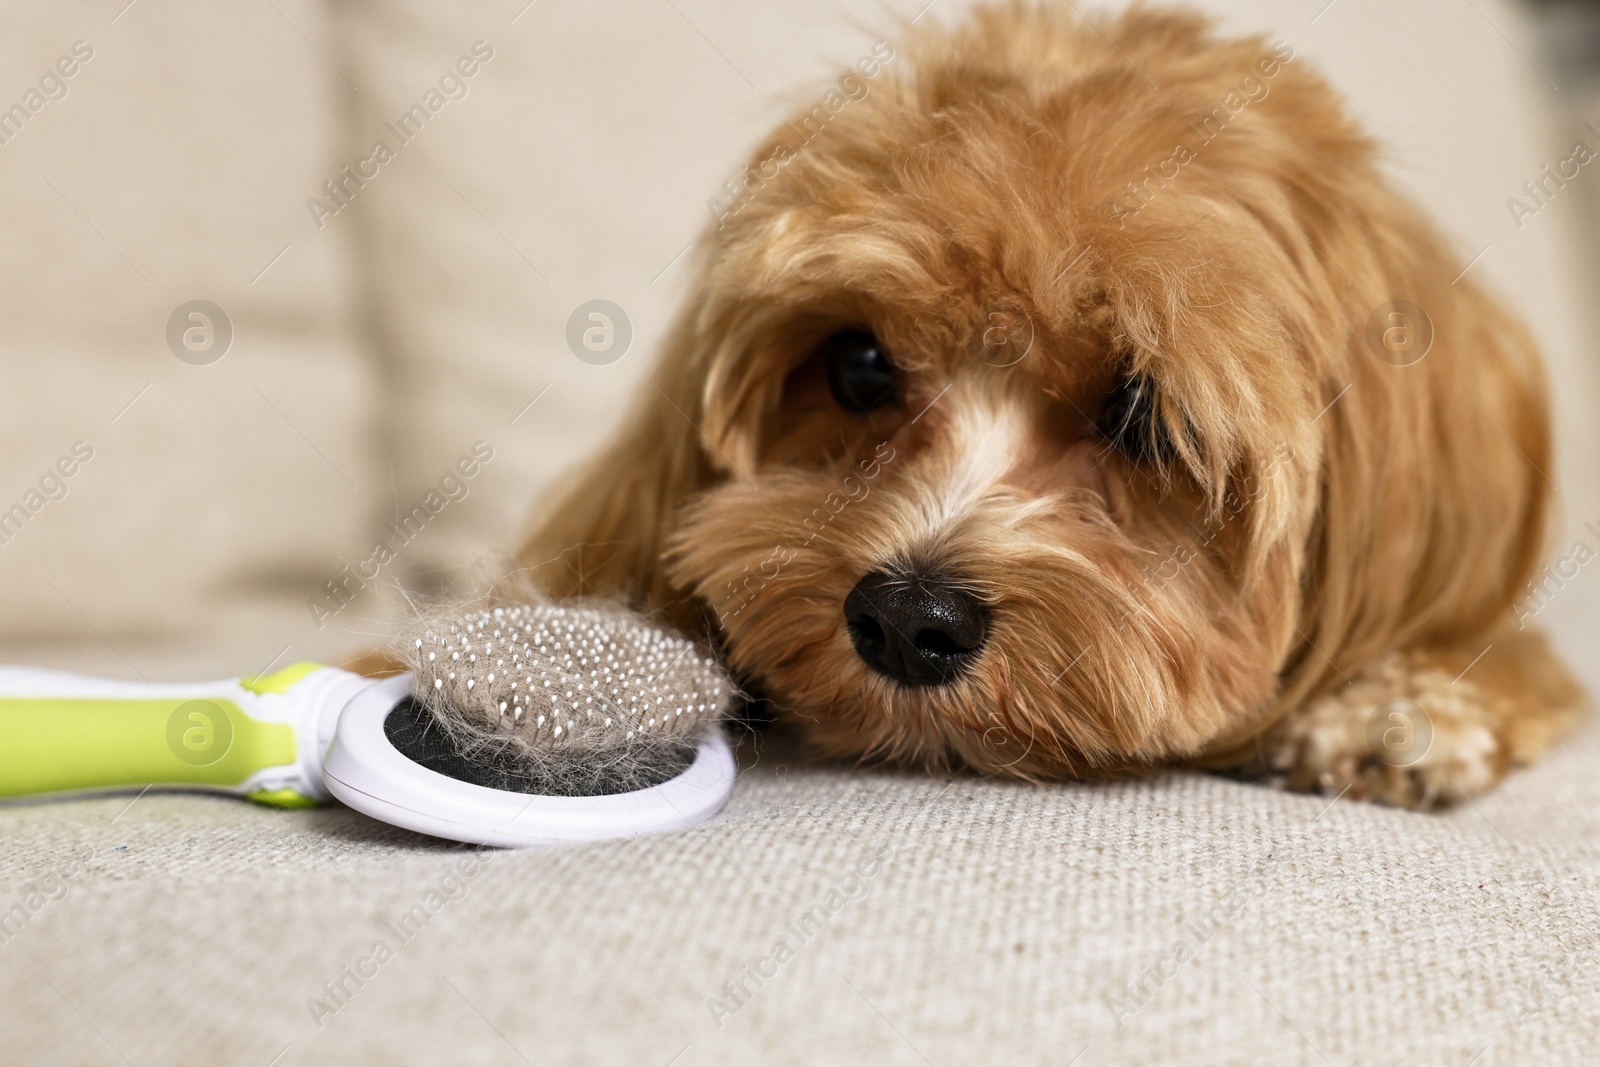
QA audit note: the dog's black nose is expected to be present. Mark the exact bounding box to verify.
[844,570,989,687]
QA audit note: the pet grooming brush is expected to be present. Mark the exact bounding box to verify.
[0,601,736,846]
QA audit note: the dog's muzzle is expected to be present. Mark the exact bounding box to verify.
[844,569,989,687]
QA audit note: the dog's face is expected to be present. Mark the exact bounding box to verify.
[665,292,1301,773]
[528,6,1549,778]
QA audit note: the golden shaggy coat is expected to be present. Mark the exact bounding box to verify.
[514,3,1584,807]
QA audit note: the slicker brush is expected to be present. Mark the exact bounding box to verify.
[391,600,734,798]
[0,596,737,846]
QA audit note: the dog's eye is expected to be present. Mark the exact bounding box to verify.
[1097,375,1172,463]
[822,330,899,414]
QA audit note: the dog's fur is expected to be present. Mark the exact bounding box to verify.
[514,3,1585,808]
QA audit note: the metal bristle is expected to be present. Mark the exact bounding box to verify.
[393,599,732,796]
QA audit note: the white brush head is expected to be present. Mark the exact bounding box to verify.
[391,600,733,797]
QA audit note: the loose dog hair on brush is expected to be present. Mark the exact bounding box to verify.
[515,2,1585,808]
[393,598,731,797]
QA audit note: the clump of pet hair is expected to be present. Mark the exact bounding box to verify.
[392,596,733,797]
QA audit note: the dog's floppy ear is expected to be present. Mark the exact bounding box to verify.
[1276,195,1552,715]
[515,308,716,631]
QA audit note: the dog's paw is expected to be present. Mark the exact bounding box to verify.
[1265,653,1505,810]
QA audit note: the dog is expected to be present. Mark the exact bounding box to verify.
[514,2,1585,809]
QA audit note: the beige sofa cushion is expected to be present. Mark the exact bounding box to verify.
[0,0,375,677]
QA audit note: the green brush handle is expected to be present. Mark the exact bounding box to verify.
[0,662,343,807]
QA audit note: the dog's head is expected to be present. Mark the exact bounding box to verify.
[523,4,1550,776]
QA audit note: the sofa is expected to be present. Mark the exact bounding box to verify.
[3,1,1599,1063]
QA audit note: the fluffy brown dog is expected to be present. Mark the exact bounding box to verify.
[516,3,1584,808]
